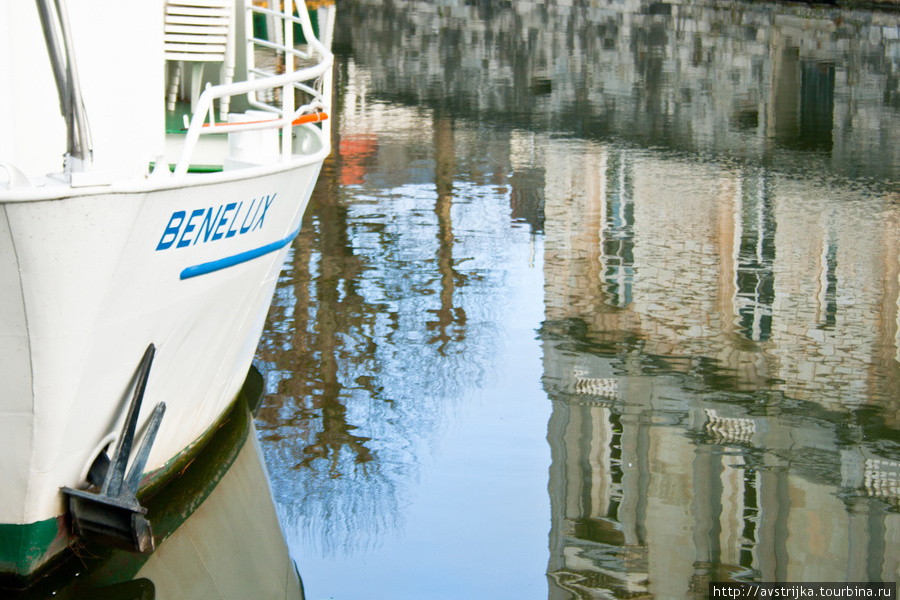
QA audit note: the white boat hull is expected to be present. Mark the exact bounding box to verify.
[0,159,321,576]
[0,0,334,578]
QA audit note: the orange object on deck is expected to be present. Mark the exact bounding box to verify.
[201,111,329,128]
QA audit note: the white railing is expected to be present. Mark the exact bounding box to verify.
[172,0,333,178]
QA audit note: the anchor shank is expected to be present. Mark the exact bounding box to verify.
[102,344,155,498]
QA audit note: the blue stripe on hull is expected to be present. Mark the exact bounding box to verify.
[180,224,302,280]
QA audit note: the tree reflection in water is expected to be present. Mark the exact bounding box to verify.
[252,64,513,553]
[255,144,399,552]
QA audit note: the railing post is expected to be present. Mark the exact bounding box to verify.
[170,0,333,176]
[282,0,294,160]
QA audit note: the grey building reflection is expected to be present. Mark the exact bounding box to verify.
[341,0,900,182]
[768,31,836,152]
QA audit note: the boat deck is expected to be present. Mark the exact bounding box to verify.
[162,102,228,174]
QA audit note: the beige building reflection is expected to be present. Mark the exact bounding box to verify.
[536,134,900,597]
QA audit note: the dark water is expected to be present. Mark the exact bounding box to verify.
[254,1,900,598]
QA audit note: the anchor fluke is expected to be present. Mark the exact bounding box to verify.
[62,344,165,554]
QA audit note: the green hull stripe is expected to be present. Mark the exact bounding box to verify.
[0,519,63,577]
[0,366,264,584]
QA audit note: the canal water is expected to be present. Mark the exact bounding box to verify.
[253,1,900,599]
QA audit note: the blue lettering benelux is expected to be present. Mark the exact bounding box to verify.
[156,194,275,251]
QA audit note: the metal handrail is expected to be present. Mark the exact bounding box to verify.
[245,1,328,112]
[199,100,327,134]
[172,0,333,178]
[248,37,312,60]
[36,0,93,174]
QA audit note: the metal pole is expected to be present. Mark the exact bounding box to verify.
[35,0,69,128]
[34,0,92,173]
[53,0,92,170]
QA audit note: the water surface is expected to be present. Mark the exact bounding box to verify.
[254,1,900,598]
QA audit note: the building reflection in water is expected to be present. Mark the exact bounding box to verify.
[538,138,900,595]
[734,173,775,343]
[252,0,900,595]
[602,154,636,309]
